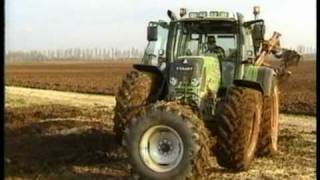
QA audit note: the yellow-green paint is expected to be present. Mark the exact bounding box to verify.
[200,56,221,97]
[243,64,258,81]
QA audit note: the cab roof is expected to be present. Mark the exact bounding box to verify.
[177,17,237,22]
[176,10,243,22]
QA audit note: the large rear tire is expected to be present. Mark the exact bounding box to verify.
[215,86,263,171]
[123,102,214,179]
[113,71,158,143]
[256,85,279,156]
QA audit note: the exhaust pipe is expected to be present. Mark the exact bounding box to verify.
[167,10,178,21]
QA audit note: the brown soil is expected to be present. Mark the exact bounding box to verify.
[5,88,316,179]
[269,60,316,115]
[5,59,316,115]
[5,105,129,179]
[5,61,136,95]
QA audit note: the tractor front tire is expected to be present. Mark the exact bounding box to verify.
[113,70,158,143]
[257,85,279,156]
[215,86,263,171]
[123,102,214,179]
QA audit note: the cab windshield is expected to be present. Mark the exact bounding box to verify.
[172,20,238,61]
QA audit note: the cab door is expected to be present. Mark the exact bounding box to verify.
[142,21,169,66]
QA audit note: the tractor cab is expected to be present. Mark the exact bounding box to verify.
[167,16,240,91]
[143,10,241,68]
[142,9,247,106]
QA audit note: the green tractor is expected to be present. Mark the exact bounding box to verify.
[113,7,300,179]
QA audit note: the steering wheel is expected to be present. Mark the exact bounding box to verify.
[186,49,192,56]
[213,46,226,58]
[147,53,157,58]
[206,46,226,58]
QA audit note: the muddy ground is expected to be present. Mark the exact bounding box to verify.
[5,87,316,179]
[5,59,316,115]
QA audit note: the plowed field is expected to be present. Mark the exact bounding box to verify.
[5,59,316,115]
[5,87,316,179]
[5,61,136,95]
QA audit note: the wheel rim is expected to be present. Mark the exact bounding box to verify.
[247,106,261,158]
[271,87,279,150]
[139,125,184,173]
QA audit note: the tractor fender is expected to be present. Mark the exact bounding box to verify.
[233,79,264,94]
[133,64,167,101]
[256,67,276,96]
[234,67,275,96]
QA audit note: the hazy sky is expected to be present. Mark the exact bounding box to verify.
[5,0,316,51]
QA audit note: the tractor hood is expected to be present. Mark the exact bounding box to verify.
[167,56,221,106]
[171,56,203,86]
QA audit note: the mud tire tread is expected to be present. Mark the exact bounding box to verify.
[113,70,158,142]
[123,101,214,180]
[215,86,263,171]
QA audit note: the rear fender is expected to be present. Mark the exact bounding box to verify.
[233,80,263,94]
[257,67,276,96]
[133,64,167,101]
[234,66,275,96]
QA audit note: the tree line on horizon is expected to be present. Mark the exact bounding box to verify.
[5,47,145,62]
[5,45,316,62]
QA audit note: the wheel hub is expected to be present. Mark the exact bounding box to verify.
[158,139,173,154]
[139,125,184,173]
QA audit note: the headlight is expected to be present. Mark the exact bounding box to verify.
[210,11,219,17]
[189,12,198,18]
[170,77,178,86]
[191,78,200,86]
[198,11,208,17]
[219,11,229,17]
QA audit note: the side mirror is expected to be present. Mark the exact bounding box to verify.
[147,26,158,41]
[252,23,265,41]
[252,23,265,54]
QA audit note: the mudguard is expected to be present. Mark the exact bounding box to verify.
[256,67,275,96]
[133,64,167,101]
[233,79,263,93]
[235,66,275,96]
